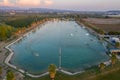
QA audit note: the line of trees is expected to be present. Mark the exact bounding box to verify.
[0,16,48,41]
[108,31,120,35]
[5,16,45,28]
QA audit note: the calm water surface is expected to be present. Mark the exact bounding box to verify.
[10,20,109,74]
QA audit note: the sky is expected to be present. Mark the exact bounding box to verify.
[0,0,120,11]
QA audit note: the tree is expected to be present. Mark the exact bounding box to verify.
[115,42,120,48]
[0,66,2,77]
[0,26,7,40]
[99,63,106,71]
[6,70,16,80]
[48,64,57,80]
[111,53,117,66]
[0,24,15,41]
[97,29,105,35]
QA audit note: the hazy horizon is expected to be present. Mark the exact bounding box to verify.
[0,0,120,11]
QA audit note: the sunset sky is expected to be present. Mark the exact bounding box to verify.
[0,0,120,10]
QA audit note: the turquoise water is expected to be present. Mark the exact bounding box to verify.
[10,20,109,74]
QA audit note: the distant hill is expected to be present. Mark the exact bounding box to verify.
[0,6,24,11]
[0,6,77,13]
[0,6,120,15]
[106,10,120,15]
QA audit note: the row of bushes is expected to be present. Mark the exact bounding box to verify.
[108,31,120,35]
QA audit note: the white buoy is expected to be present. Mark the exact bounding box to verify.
[34,53,39,57]
[70,33,74,36]
[86,33,89,36]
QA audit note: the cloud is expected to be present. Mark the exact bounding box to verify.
[44,0,53,6]
[17,0,41,7]
[0,0,53,7]
[0,0,14,6]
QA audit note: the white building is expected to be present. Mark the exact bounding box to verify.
[110,37,120,43]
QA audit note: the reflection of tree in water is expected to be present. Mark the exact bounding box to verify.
[32,29,37,33]
[32,25,44,34]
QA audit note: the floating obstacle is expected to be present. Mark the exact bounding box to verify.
[86,33,89,36]
[34,53,39,57]
[70,33,74,36]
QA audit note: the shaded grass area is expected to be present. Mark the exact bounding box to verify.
[23,62,120,80]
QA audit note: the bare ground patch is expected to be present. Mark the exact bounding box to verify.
[83,18,120,32]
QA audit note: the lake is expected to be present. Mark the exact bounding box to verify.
[10,20,109,74]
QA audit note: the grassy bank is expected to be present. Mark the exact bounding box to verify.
[23,61,120,80]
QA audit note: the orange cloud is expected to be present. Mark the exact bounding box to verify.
[44,0,53,6]
[0,0,14,6]
[0,0,53,7]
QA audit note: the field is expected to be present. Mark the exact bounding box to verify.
[83,18,120,32]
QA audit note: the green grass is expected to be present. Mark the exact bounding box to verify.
[23,62,120,80]
[24,69,120,80]
[94,69,120,80]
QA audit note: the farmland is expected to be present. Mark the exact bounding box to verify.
[83,18,120,32]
